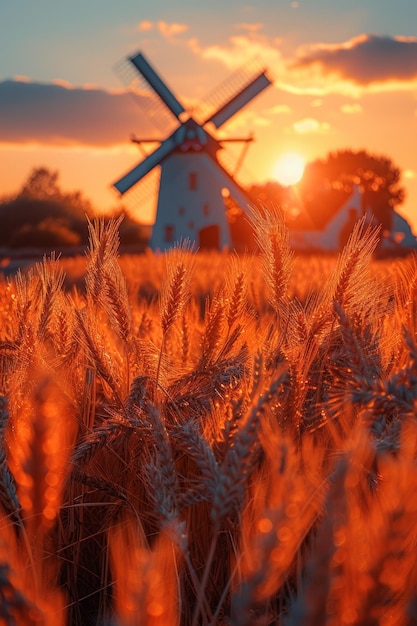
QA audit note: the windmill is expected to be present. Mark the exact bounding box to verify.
[112,51,272,250]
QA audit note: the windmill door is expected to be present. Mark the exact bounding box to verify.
[198,225,220,249]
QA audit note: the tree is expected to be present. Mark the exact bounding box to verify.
[0,196,89,248]
[0,167,96,248]
[0,167,150,249]
[247,181,288,208]
[246,181,298,226]
[298,149,405,231]
[20,167,61,201]
[19,166,93,215]
[246,149,405,233]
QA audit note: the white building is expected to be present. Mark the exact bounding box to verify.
[289,185,417,252]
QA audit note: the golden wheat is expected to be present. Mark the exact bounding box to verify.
[0,213,416,624]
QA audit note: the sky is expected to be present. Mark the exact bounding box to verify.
[1,0,417,228]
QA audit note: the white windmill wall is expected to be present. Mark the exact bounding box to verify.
[150,151,241,251]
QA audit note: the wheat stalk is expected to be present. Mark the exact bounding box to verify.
[249,205,294,325]
[1,215,417,624]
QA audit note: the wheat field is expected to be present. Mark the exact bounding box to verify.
[1,210,417,625]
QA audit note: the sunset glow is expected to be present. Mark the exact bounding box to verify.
[273,152,305,186]
[0,2,416,229]
[2,3,417,621]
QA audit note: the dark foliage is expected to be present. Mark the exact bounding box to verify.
[0,197,89,248]
[0,167,149,249]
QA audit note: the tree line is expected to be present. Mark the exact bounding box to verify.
[0,148,406,249]
[0,167,148,249]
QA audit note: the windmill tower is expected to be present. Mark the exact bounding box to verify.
[112,51,272,251]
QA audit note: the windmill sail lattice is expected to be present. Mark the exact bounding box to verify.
[193,57,270,126]
[112,51,272,250]
[114,57,177,136]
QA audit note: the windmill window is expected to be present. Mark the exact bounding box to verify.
[164,225,174,242]
[203,203,209,216]
[188,221,195,230]
[189,172,198,190]
[178,207,185,216]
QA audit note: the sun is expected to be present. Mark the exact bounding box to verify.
[273,152,305,186]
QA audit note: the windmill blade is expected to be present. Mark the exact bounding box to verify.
[113,137,175,194]
[129,52,186,121]
[115,167,160,225]
[216,141,253,188]
[114,56,175,135]
[204,70,272,129]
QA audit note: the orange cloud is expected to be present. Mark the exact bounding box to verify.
[82,83,101,91]
[52,78,73,89]
[135,20,188,40]
[291,118,330,134]
[157,20,188,39]
[340,103,362,114]
[267,104,292,115]
[290,34,417,94]
[188,33,284,73]
[217,108,271,133]
[234,23,264,33]
[186,29,392,98]
[137,21,154,32]
[13,75,32,83]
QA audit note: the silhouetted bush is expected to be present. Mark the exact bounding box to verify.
[10,219,82,248]
[118,216,150,247]
[0,197,89,248]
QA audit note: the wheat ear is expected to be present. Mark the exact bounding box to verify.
[84,215,124,301]
[249,205,294,325]
[0,396,22,533]
[330,215,380,309]
[156,242,193,389]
